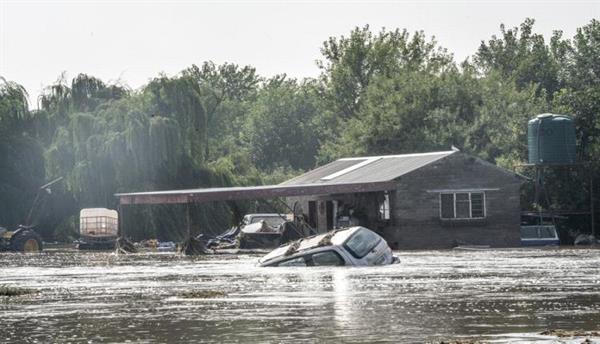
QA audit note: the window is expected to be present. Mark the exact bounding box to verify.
[440,192,486,219]
[275,251,345,267]
[250,216,285,228]
[311,251,345,266]
[277,257,307,267]
[379,192,390,220]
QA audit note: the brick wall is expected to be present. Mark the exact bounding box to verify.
[384,153,523,249]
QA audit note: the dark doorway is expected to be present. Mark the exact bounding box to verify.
[326,201,334,230]
[308,201,317,228]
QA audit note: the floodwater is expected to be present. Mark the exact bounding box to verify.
[1,248,600,343]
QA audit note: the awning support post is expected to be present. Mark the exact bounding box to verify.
[591,175,596,238]
[118,203,124,237]
[186,203,191,239]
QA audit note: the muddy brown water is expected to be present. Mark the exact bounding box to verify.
[1,248,600,343]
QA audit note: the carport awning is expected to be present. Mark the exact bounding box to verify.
[115,181,397,205]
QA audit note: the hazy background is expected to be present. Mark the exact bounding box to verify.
[1,0,598,107]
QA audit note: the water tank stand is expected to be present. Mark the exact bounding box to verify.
[521,163,596,239]
[533,166,555,226]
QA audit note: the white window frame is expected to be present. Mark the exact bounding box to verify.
[379,192,390,220]
[439,191,486,220]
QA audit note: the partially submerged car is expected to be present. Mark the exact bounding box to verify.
[258,226,398,267]
[238,213,288,249]
[520,212,560,246]
[521,225,560,246]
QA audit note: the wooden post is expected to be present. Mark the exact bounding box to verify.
[535,166,542,221]
[186,203,191,239]
[118,204,123,237]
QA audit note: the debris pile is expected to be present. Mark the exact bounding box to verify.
[115,237,137,254]
[179,235,210,255]
[541,329,600,337]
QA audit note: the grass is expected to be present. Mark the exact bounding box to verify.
[0,285,38,297]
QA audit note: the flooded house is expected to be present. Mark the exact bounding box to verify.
[116,149,525,250]
[283,150,526,250]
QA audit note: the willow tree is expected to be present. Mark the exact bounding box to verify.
[183,62,259,160]
[145,75,207,166]
[0,78,45,227]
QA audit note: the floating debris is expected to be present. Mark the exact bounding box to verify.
[540,330,600,337]
[179,290,227,299]
[179,235,210,255]
[0,285,38,297]
[317,230,338,247]
[428,340,481,344]
[115,236,137,254]
[284,240,301,256]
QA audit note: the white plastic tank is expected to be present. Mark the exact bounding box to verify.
[80,208,119,237]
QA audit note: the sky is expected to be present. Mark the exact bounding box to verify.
[1,0,598,108]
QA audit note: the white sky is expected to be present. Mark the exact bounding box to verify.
[1,0,598,108]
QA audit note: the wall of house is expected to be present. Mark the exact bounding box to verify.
[384,153,523,249]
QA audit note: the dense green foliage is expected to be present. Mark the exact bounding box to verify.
[1,19,598,241]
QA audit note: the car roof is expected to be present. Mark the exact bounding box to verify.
[258,226,364,264]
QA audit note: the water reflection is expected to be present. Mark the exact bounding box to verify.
[332,269,352,328]
[1,248,600,342]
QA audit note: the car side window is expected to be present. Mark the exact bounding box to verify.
[310,251,345,266]
[277,257,307,267]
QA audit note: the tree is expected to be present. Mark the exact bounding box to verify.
[475,18,561,100]
[183,62,260,160]
[553,19,600,161]
[317,26,455,161]
[243,76,321,171]
[0,78,45,228]
[318,25,452,120]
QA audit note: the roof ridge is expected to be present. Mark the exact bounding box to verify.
[338,150,456,161]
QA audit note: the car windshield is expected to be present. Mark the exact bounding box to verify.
[343,228,381,258]
[539,226,556,238]
[521,226,538,238]
[250,216,285,228]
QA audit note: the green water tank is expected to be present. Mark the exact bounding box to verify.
[528,113,576,165]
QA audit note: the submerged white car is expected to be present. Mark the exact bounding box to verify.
[258,226,398,267]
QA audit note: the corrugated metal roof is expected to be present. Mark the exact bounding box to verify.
[280,150,456,186]
[114,150,457,205]
[116,181,398,205]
